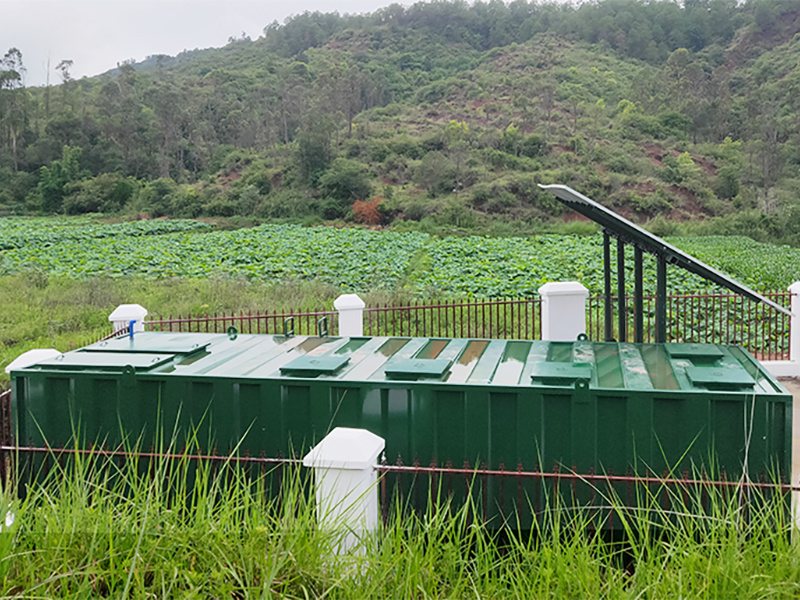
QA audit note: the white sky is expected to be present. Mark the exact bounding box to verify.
[1,0,411,87]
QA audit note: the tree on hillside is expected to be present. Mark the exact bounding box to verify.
[56,59,74,112]
[144,80,189,179]
[96,67,150,177]
[37,145,83,213]
[536,75,557,142]
[277,62,309,145]
[414,151,455,197]
[297,113,335,183]
[446,120,473,195]
[757,100,783,213]
[0,48,27,171]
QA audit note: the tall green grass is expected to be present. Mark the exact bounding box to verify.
[1,439,798,599]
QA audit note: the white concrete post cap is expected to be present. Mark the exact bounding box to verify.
[333,294,366,311]
[538,281,589,296]
[5,348,62,373]
[108,304,148,322]
[303,427,385,470]
[788,282,800,294]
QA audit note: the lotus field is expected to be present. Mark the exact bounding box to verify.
[1,218,799,296]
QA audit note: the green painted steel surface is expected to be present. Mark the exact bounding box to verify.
[281,355,351,377]
[84,332,218,354]
[10,332,791,487]
[34,352,174,371]
[385,358,452,380]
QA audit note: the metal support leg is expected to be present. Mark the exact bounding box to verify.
[656,256,667,343]
[617,238,626,343]
[635,247,644,343]
[604,232,613,341]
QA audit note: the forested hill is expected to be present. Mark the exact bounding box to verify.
[2,0,800,242]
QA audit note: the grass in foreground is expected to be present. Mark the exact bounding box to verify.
[0,442,799,599]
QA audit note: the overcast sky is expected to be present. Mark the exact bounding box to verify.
[2,0,411,87]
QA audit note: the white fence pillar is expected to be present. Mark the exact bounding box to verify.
[789,282,800,363]
[538,282,589,341]
[302,427,385,555]
[334,294,365,337]
[762,281,800,377]
[109,304,148,333]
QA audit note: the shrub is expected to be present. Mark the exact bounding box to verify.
[403,200,433,222]
[138,178,178,217]
[522,134,547,158]
[353,196,384,225]
[63,173,138,215]
[387,135,423,159]
[318,158,372,202]
[170,185,205,218]
[413,151,455,197]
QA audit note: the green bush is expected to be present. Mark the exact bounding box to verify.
[255,190,313,219]
[413,151,455,197]
[387,135,423,159]
[657,110,692,138]
[239,162,273,196]
[63,173,138,215]
[318,158,372,202]
[403,200,434,221]
[138,178,178,217]
[205,198,237,217]
[169,185,205,218]
[521,134,547,158]
[368,141,391,162]
[485,190,517,213]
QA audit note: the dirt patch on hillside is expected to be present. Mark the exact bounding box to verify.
[216,170,242,190]
[695,155,717,177]
[551,143,574,155]
[640,145,715,176]
[668,186,708,221]
[641,144,667,167]
[725,11,800,71]
[633,181,657,195]
[564,211,591,222]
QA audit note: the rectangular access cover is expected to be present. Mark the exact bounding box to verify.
[385,358,452,380]
[280,355,350,377]
[665,344,725,360]
[685,365,755,389]
[35,352,173,371]
[532,362,592,385]
[84,332,217,354]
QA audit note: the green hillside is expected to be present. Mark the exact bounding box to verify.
[2,0,800,241]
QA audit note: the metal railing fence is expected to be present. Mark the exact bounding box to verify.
[140,290,791,360]
[145,309,337,338]
[587,290,791,360]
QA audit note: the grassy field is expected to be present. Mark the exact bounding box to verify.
[0,442,796,598]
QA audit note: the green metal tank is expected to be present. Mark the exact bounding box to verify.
[9,331,791,483]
